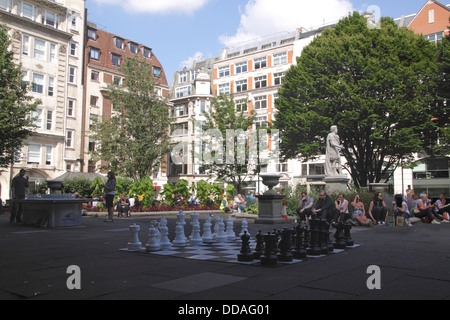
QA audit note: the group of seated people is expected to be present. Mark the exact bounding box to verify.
[220,192,257,214]
[297,190,450,227]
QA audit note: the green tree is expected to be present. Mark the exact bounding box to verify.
[198,94,257,194]
[90,57,171,180]
[0,25,39,167]
[274,13,441,187]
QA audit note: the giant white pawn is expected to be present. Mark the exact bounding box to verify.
[215,218,227,243]
[173,222,188,247]
[239,218,250,237]
[202,213,214,243]
[128,223,142,251]
[190,213,203,246]
[226,217,236,241]
[159,217,172,251]
[177,210,187,241]
[146,220,161,252]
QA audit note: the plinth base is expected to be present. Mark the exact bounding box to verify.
[324,176,350,194]
[255,193,288,225]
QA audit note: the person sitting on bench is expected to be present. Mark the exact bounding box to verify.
[115,194,131,218]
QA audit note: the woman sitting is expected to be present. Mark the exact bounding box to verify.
[351,194,372,227]
[369,192,387,225]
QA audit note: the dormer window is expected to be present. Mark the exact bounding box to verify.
[114,37,125,50]
[129,42,139,54]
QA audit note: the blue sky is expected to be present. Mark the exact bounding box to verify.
[86,0,433,86]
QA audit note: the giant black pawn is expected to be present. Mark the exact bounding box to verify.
[260,233,278,266]
[307,218,322,256]
[319,220,330,255]
[333,222,347,250]
[238,231,254,262]
[292,223,307,260]
[253,230,265,259]
[344,223,354,247]
[277,229,293,262]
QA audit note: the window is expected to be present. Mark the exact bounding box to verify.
[276,162,288,173]
[22,34,30,56]
[219,83,230,95]
[91,70,100,81]
[200,100,206,113]
[67,99,75,117]
[172,122,189,136]
[274,72,285,85]
[153,66,162,78]
[111,54,121,66]
[114,37,125,50]
[87,29,97,41]
[70,16,78,30]
[113,76,121,86]
[143,47,152,58]
[21,70,29,89]
[236,79,248,92]
[129,42,139,54]
[68,66,76,84]
[175,86,191,98]
[236,99,247,112]
[66,130,74,148]
[254,75,267,89]
[219,66,230,78]
[0,0,12,11]
[42,10,59,28]
[173,104,188,117]
[31,73,44,94]
[90,96,99,107]
[45,146,53,165]
[46,110,52,130]
[428,9,435,24]
[273,52,287,66]
[30,109,42,127]
[69,42,77,56]
[89,114,97,129]
[49,43,56,63]
[255,116,268,129]
[27,144,41,164]
[90,48,100,60]
[88,160,96,173]
[235,62,248,74]
[33,38,46,61]
[19,2,36,20]
[88,139,96,152]
[47,77,54,96]
[179,72,188,83]
[254,95,267,109]
[254,57,267,70]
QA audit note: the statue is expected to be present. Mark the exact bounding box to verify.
[325,126,344,177]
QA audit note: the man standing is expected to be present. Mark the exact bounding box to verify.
[11,169,29,223]
[313,191,334,222]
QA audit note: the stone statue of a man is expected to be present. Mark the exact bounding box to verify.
[325,125,344,177]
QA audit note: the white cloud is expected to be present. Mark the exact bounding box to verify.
[92,0,210,15]
[221,0,355,47]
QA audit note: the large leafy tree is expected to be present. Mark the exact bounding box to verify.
[90,57,171,180]
[273,12,442,187]
[0,25,38,167]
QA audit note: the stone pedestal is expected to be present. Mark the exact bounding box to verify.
[324,175,350,194]
[255,174,288,225]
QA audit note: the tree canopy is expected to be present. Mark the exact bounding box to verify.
[273,12,445,187]
[90,57,171,180]
[0,25,38,167]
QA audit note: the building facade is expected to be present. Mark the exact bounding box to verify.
[0,0,86,200]
[81,23,170,187]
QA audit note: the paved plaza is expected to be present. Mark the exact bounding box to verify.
[0,213,449,302]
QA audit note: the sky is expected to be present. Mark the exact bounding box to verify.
[86,0,436,86]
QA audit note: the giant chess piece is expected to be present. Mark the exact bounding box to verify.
[344,222,354,247]
[146,220,161,252]
[333,222,347,249]
[292,223,307,259]
[173,222,188,247]
[213,216,221,239]
[319,220,330,255]
[260,233,278,266]
[277,228,293,262]
[238,231,254,262]
[307,218,321,256]
[190,213,203,246]
[226,216,236,241]
[253,230,265,260]
[202,213,214,243]
[128,223,143,251]
[239,219,250,237]
[326,221,334,253]
[177,210,187,241]
[159,217,172,251]
[215,218,227,243]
